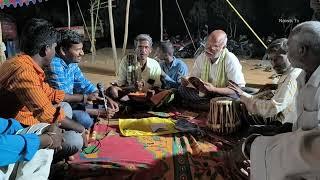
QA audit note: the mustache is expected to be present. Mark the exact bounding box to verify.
[273,64,287,70]
[205,50,214,56]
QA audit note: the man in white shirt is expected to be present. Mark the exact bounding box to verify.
[109,34,162,99]
[243,21,320,180]
[178,30,245,110]
[229,38,304,124]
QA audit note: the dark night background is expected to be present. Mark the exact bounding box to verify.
[0,0,314,51]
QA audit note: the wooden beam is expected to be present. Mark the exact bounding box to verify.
[108,0,118,75]
[122,0,131,57]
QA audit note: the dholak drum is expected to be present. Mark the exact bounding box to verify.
[207,97,241,135]
[239,90,284,125]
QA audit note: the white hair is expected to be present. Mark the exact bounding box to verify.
[134,34,153,48]
[222,35,228,47]
[290,21,320,55]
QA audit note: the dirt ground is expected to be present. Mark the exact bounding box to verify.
[80,48,274,88]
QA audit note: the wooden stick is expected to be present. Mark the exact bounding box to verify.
[94,0,101,35]
[160,0,163,41]
[175,0,196,51]
[108,0,118,76]
[122,0,131,57]
[67,0,71,29]
[0,21,5,63]
[77,1,92,44]
[90,0,96,63]
[224,0,267,49]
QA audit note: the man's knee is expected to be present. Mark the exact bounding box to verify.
[178,86,199,100]
[72,110,93,129]
[60,102,73,119]
[61,131,83,156]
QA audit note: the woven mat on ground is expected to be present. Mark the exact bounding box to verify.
[64,122,228,180]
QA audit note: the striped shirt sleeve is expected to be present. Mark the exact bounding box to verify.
[12,69,65,123]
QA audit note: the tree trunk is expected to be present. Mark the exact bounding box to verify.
[108,0,118,75]
[122,0,130,57]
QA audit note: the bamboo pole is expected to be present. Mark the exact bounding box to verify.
[67,0,71,29]
[108,0,118,75]
[77,1,95,64]
[90,0,96,63]
[77,1,93,44]
[122,0,130,57]
[160,0,163,41]
[175,0,196,50]
[224,0,267,49]
[94,0,101,32]
[0,22,6,64]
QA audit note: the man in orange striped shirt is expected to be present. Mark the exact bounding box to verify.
[0,18,85,161]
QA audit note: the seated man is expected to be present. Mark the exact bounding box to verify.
[0,118,63,179]
[109,34,162,99]
[45,29,119,129]
[159,41,188,89]
[242,21,320,180]
[179,30,246,110]
[0,18,85,161]
[228,38,304,124]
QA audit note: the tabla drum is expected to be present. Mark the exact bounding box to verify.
[207,97,241,135]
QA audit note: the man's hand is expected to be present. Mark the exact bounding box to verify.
[227,80,244,96]
[181,76,189,87]
[135,80,145,92]
[109,86,122,99]
[203,82,216,93]
[106,96,119,112]
[87,92,103,102]
[258,83,278,93]
[81,129,89,147]
[40,124,64,150]
[93,108,117,119]
[222,140,252,179]
[101,108,116,119]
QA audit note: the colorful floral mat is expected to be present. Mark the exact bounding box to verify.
[65,122,228,179]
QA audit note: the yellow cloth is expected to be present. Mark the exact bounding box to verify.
[119,117,178,136]
[200,48,227,88]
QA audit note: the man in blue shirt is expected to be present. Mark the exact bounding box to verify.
[159,41,188,89]
[45,30,119,128]
[0,118,63,178]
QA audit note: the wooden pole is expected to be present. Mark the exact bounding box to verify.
[94,0,101,32]
[77,1,93,45]
[224,0,267,49]
[122,0,130,57]
[67,0,71,29]
[160,0,163,42]
[0,21,6,64]
[77,1,94,63]
[175,0,196,50]
[90,0,96,63]
[108,0,118,75]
